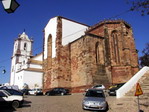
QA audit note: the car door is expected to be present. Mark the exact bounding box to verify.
[54,88,59,95]
[59,88,64,94]
[0,91,9,106]
[49,89,57,95]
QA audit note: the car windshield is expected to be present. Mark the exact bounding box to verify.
[94,85,102,88]
[85,90,105,98]
[3,90,11,96]
[117,83,125,87]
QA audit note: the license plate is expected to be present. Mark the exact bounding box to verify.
[90,105,98,107]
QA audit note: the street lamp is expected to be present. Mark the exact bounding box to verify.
[2,0,20,13]
[0,66,6,74]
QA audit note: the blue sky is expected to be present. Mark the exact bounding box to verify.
[0,0,149,84]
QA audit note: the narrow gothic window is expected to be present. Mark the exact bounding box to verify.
[47,34,52,68]
[48,34,52,57]
[95,42,104,65]
[112,31,120,64]
[95,42,99,64]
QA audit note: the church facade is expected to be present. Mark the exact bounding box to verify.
[10,32,43,89]
[43,16,139,92]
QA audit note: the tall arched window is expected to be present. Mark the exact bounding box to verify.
[47,34,52,68]
[95,42,99,64]
[95,42,104,65]
[47,34,52,57]
[111,31,120,64]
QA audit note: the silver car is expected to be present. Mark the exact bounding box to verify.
[82,89,108,111]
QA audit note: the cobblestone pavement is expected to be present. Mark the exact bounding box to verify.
[1,93,149,112]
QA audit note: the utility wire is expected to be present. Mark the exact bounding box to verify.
[1,8,132,63]
[108,9,131,19]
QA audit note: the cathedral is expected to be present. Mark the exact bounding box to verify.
[43,16,139,92]
[10,16,139,92]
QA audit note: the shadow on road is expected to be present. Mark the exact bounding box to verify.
[0,100,32,112]
[21,100,32,108]
[0,106,16,112]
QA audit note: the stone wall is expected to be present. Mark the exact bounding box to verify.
[87,20,139,85]
[43,19,139,93]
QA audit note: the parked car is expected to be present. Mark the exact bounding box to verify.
[91,84,105,90]
[45,87,70,96]
[0,85,19,90]
[28,88,43,95]
[108,83,125,96]
[21,89,31,95]
[0,88,23,96]
[0,90,24,108]
[82,89,108,111]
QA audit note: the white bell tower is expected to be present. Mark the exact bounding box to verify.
[10,32,33,85]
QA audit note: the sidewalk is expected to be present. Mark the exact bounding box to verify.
[107,96,149,112]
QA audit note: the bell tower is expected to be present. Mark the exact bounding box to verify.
[10,32,33,85]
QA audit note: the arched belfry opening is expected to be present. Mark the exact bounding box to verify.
[24,43,27,50]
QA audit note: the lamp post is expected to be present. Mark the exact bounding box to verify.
[0,66,6,74]
[1,0,20,13]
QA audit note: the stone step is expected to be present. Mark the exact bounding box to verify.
[125,92,135,96]
[142,90,149,93]
[142,80,149,84]
[141,86,149,90]
[141,84,149,86]
[141,85,149,87]
[125,71,149,97]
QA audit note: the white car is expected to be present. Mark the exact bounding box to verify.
[82,89,108,111]
[91,84,105,90]
[0,90,24,108]
[28,88,43,95]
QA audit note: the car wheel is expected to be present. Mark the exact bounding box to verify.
[61,92,64,96]
[12,100,20,108]
[47,93,50,96]
[105,102,109,111]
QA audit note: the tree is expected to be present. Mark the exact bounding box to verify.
[139,42,149,67]
[126,0,149,16]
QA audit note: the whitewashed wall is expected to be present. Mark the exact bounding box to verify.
[29,64,42,69]
[44,17,89,59]
[44,17,57,59]
[14,70,43,89]
[23,71,43,89]
[14,71,24,89]
[33,53,43,61]
[62,18,88,46]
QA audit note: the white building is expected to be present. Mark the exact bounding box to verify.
[44,16,88,59]
[10,32,43,89]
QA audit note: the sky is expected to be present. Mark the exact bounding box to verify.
[0,0,149,84]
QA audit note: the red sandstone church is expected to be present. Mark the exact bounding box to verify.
[42,16,139,92]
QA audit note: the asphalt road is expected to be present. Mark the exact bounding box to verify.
[0,93,148,112]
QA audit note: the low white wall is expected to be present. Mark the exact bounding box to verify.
[116,66,149,98]
[23,70,43,89]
